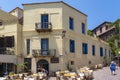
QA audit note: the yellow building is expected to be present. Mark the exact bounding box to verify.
[22,1,111,74]
[0,9,22,76]
[9,7,23,25]
[0,1,111,76]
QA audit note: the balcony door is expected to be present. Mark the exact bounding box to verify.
[41,14,48,29]
[41,38,49,55]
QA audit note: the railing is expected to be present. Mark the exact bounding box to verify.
[35,22,52,32]
[32,49,56,57]
[0,47,15,55]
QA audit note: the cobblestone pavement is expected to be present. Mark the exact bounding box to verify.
[93,67,120,80]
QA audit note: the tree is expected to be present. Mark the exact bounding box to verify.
[66,61,73,71]
[87,30,93,36]
[110,19,120,34]
[15,62,28,73]
[109,19,120,56]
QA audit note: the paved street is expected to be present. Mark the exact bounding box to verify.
[48,67,120,80]
[93,67,120,80]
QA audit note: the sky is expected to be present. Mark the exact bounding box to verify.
[0,0,120,30]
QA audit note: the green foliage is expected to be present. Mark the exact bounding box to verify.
[109,19,120,34]
[108,19,120,56]
[9,72,14,75]
[16,62,28,69]
[115,48,120,55]
[66,62,73,71]
[103,56,108,66]
[15,62,28,73]
[108,36,116,56]
[87,30,93,36]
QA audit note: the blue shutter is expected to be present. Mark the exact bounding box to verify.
[85,44,88,54]
[82,23,85,34]
[41,38,49,55]
[82,43,84,54]
[92,45,95,56]
[72,40,75,52]
[41,14,48,29]
[69,18,74,30]
[100,47,103,56]
[82,43,88,54]
[70,40,75,53]
[27,39,30,54]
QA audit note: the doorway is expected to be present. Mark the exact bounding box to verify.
[37,59,49,73]
[0,63,14,77]
[0,63,3,77]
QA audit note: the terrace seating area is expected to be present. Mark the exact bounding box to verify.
[55,68,93,80]
[1,71,47,80]
[0,64,103,80]
[55,64,103,80]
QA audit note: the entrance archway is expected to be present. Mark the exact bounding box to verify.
[37,59,49,73]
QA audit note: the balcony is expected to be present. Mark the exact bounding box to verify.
[35,22,52,32]
[0,47,15,55]
[0,55,16,63]
[32,49,56,57]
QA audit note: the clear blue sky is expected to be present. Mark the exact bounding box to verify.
[0,0,120,30]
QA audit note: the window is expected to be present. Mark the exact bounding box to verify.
[92,45,95,56]
[24,58,31,72]
[41,14,48,29]
[0,22,2,26]
[105,25,108,30]
[69,40,75,53]
[41,38,49,55]
[100,47,103,56]
[82,43,88,54]
[100,27,102,33]
[69,17,74,30]
[82,23,85,34]
[6,36,14,47]
[88,60,91,64]
[0,36,14,47]
[0,37,4,47]
[26,39,30,54]
[70,61,74,65]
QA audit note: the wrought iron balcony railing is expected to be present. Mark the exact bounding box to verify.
[32,49,56,57]
[0,47,15,55]
[35,22,52,32]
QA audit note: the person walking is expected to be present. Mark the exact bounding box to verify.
[110,61,116,75]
